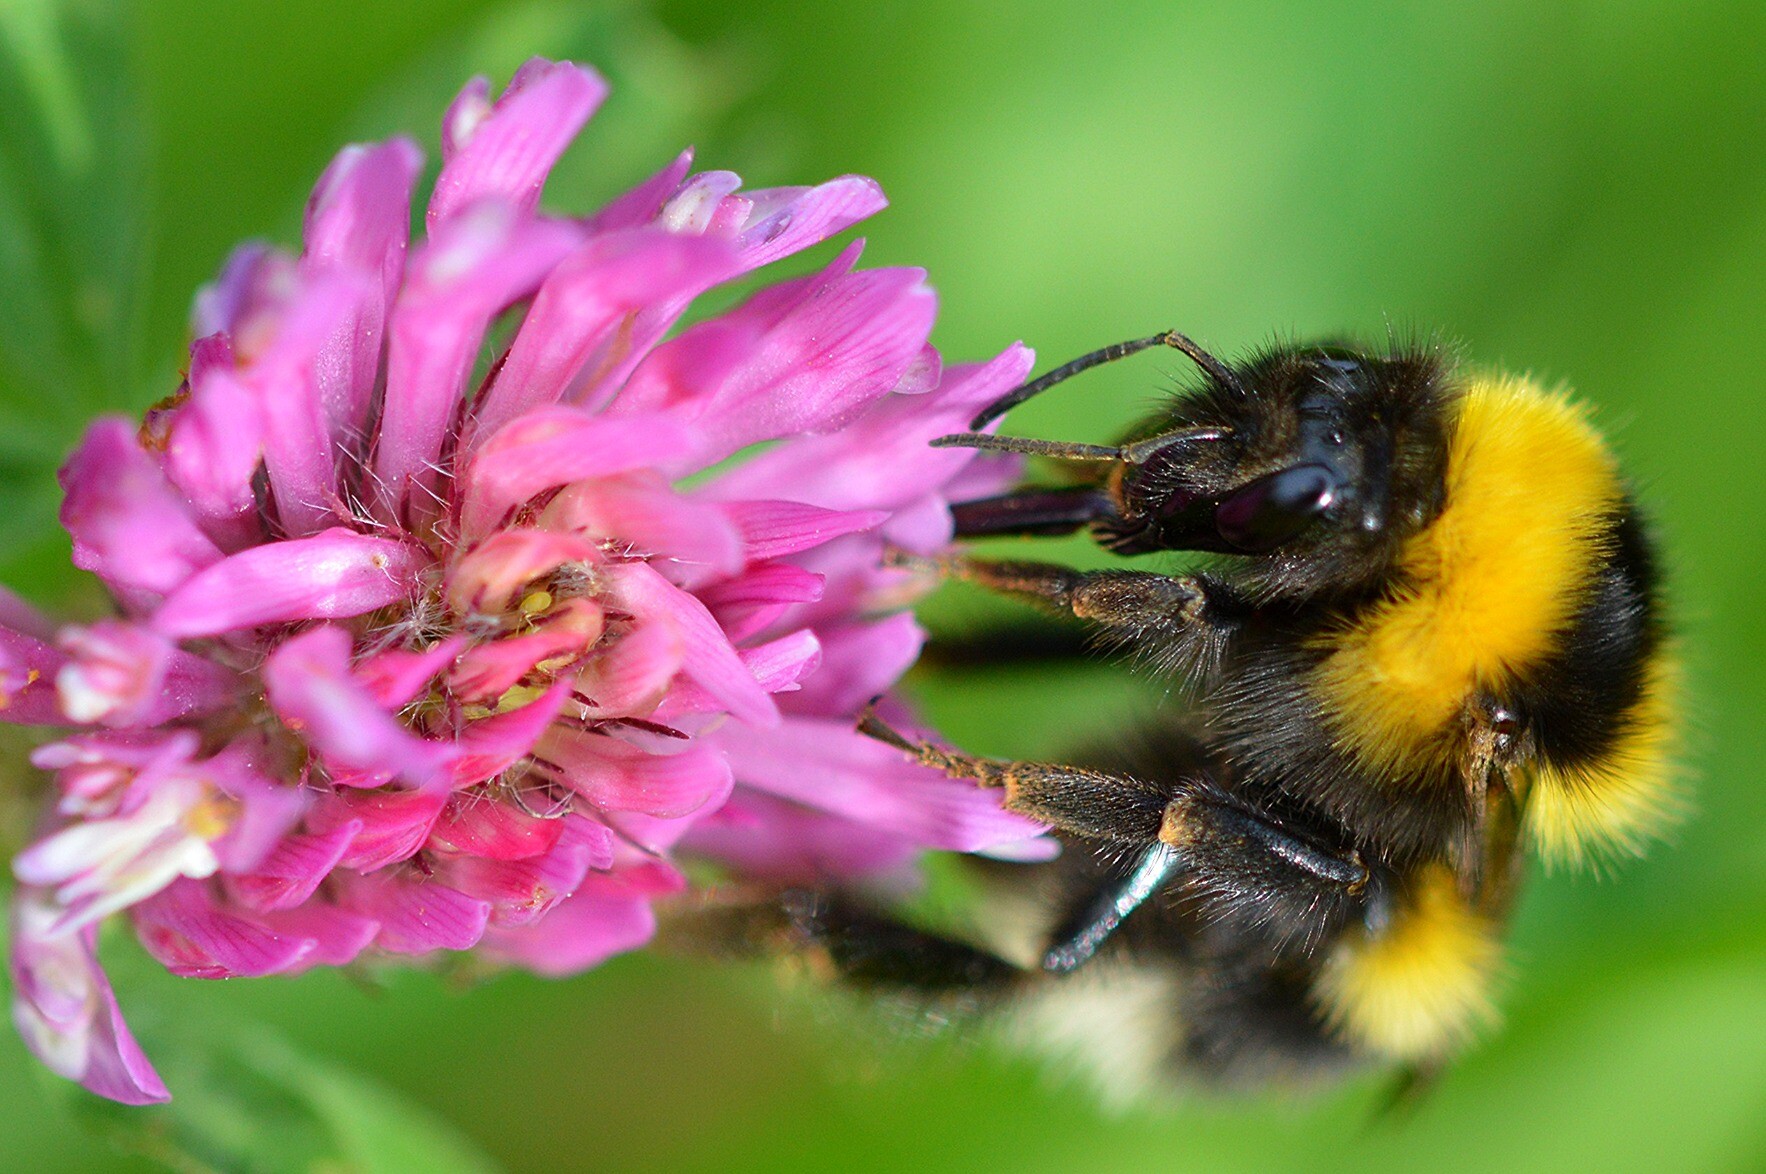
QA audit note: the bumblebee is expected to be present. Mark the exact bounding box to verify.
[771,330,1677,1097]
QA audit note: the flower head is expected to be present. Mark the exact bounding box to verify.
[3,58,1045,1103]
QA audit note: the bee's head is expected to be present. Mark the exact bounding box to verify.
[1098,344,1455,593]
[940,335,1457,599]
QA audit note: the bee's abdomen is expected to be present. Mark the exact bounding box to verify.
[1513,504,1677,863]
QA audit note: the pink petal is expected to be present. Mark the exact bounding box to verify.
[60,419,223,598]
[694,563,826,644]
[262,626,453,788]
[445,528,599,616]
[372,204,582,524]
[889,343,943,396]
[448,601,603,704]
[657,171,742,233]
[713,716,1048,853]
[337,872,491,955]
[538,473,744,588]
[10,892,169,1104]
[727,176,888,271]
[719,499,888,561]
[355,636,466,709]
[681,790,921,883]
[30,730,200,814]
[568,177,887,412]
[437,815,605,928]
[942,446,1026,503]
[602,562,777,727]
[571,617,684,720]
[153,529,420,638]
[470,229,739,440]
[481,863,680,976]
[238,270,376,536]
[694,562,826,608]
[555,172,748,413]
[879,491,956,553]
[460,408,691,539]
[784,615,924,717]
[701,342,1035,511]
[192,242,294,339]
[540,730,733,820]
[301,138,422,449]
[162,342,269,552]
[779,534,921,630]
[428,59,607,231]
[0,585,54,640]
[56,621,234,727]
[255,901,380,971]
[0,622,69,725]
[585,148,694,233]
[450,682,570,787]
[655,629,821,720]
[610,243,937,470]
[428,794,566,861]
[204,748,308,875]
[222,823,358,912]
[310,787,447,872]
[133,878,315,978]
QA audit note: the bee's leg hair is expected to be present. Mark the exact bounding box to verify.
[922,555,1229,643]
[862,712,1376,955]
[858,709,1173,842]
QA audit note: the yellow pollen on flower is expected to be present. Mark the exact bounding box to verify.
[0,667,41,710]
[463,683,551,720]
[183,793,240,842]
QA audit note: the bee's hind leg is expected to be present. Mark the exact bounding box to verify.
[859,710,1376,955]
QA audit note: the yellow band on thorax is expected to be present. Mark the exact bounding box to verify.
[1318,374,1623,774]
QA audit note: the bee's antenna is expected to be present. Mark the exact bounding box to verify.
[929,433,1126,462]
[969,330,1245,430]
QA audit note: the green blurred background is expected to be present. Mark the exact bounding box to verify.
[1,0,1763,1169]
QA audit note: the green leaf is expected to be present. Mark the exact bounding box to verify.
[0,0,153,597]
[0,0,151,415]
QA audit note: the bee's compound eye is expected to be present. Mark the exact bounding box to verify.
[1213,464,1338,552]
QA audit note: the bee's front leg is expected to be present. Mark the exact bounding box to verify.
[900,553,1243,648]
[898,553,1247,682]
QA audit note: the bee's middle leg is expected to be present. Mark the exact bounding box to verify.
[657,888,1023,997]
